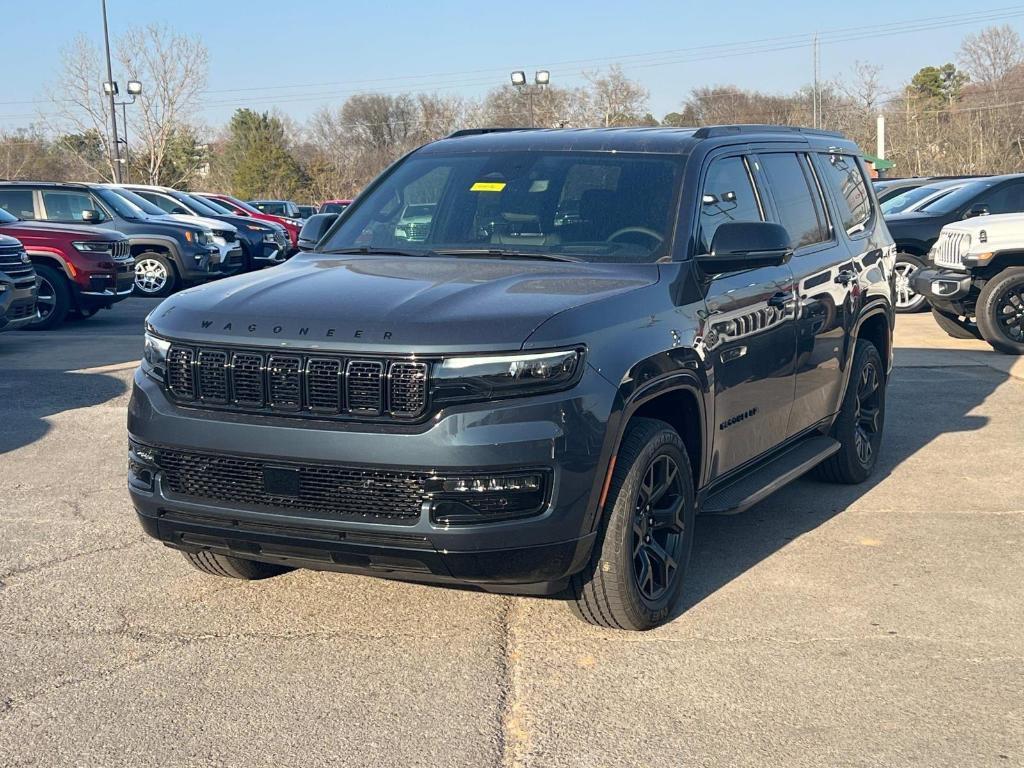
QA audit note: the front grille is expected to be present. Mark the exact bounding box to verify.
[150,445,430,524]
[111,239,131,261]
[0,247,36,286]
[933,230,971,269]
[7,301,35,320]
[165,344,430,421]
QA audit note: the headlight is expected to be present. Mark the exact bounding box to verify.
[141,331,171,382]
[72,240,113,253]
[262,232,277,244]
[433,348,583,404]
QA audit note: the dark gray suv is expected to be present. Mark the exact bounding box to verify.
[129,126,895,630]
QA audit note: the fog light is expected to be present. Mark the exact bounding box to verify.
[128,440,158,491]
[427,471,549,525]
[931,280,962,297]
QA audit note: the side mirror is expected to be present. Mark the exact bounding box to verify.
[697,221,793,274]
[964,204,990,219]
[297,213,338,251]
[81,209,103,223]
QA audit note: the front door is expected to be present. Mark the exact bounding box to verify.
[696,153,798,478]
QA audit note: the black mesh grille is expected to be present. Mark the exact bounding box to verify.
[389,362,428,417]
[196,350,228,404]
[347,361,384,415]
[307,358,342,412]
[152,446,429,523]
[167,347,195,399]
[268,356,302,410]
[232,353,264,406]
[163,344,430,421]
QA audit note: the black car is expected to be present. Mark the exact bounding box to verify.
[0,181,234,298]
[885,175,1024,313]
[120,185,290,272]
[0,234,37,332]
[873,177,931,204]
[129,125,895,631]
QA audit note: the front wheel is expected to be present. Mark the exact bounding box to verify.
[569,418,695,631]
[134,253,178,297]
[893,254,929,314]
[26,264,71,330]
[182,551,292,580]
[976,267,1024,355]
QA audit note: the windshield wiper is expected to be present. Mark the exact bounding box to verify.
[431,248,581,263]
[321,246,436,258]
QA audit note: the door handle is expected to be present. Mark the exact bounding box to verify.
[834,269,857,286]
[767,291,792,308]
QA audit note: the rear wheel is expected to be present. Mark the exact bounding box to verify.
[134,252,177,297]
[182,551,292,580]
[569,418,695,631]
[814,339,886,484]
[931,307,981,340]
[976,267,1024,355]
[893,254,928,313]
[26,264,70,330]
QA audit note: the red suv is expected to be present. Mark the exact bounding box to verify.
[195,193,300,253]
[0,206,132,329]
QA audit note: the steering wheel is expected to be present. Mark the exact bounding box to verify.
[606,227,664,247]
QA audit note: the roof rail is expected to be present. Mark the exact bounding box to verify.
[692,124,845,139]
[445,127,537,139]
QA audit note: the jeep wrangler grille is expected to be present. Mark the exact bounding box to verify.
[151,446,429,523]
[164,344,431,420]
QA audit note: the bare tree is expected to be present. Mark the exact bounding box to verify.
[46,26,207,184]
[583,65,649,126]
[958,24,1024,85]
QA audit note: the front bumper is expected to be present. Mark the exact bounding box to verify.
[0,282,36,331]
[127,366,616,591]
[78,262,135,309]
[912,267,974,302]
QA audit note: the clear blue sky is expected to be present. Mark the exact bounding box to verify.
[4,0,1024,130]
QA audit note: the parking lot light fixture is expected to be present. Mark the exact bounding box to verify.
[103,81,118,96]
[127,80,143,96]
[510,70,527,87]
[535,70,550,86]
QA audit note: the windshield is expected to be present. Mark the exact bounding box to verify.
[110,187,166,217]
[254,201,288,216]
[920,180,996,214]
[198,196,234,215]
[94,187,146,219]
[0,207,16,224]
[881,185,947,215]
[321,202,349,214]
[320,151,684,263]
[175,191,223,217]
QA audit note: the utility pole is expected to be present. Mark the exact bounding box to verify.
[101,0,122,182]
[876,114,886,162]
[812,33,820,129]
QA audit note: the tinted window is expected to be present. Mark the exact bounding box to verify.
[975,181,1024,215]
[94,188,146,219]
[818,154,872,233]
[0,189,35,219]
[881,184,947,215]
[109,187,165,216]
[698,156,762,253]
[760,153,829,248]
[40,190,106,222]
[254,202,287,216]
[321,202,348,214]
[323,151,683,263]
[919,180,996,214]
[140,191,190,215]
[0,206,16,224]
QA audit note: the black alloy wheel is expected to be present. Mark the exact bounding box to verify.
[852,359,883,468]
[977,267,1024,355]
[632,454,686,603]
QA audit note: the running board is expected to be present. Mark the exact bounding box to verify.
[701,436,840,515]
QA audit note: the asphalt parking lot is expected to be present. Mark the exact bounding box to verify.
[1,299,1021,767]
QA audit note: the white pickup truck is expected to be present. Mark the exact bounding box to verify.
[914,212,1024,354]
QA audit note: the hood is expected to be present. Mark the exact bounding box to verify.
[148,255,658,353]
[167,214,238,234]
[0,220,124,240]
[941,211,1024,235]
[0,233,22,248]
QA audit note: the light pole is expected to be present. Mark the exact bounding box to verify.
[115,80,143,182]
[510,70,550,128]
[100,0,121,181]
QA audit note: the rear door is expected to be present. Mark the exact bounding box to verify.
[757,150,857,436]
[697,151,798,478]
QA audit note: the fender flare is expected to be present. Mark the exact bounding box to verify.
[25,247,73,279]
[129,235,185,266]
[583,366,710,534]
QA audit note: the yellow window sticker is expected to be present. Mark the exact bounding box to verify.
[470,181,506,192]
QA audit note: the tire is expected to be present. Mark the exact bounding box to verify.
[182,550,292,580]
[931,307,981,340]
[893,253,929,313]
[134,252,178,297]
[569,418,695,631]
[26,264,71,330]
[814,339,886,484]
[976,267,1024,355]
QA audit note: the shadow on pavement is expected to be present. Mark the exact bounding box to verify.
[678,353,1002,614]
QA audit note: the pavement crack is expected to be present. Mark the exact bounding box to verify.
[495,596,528,768]
[0,539,147,582]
